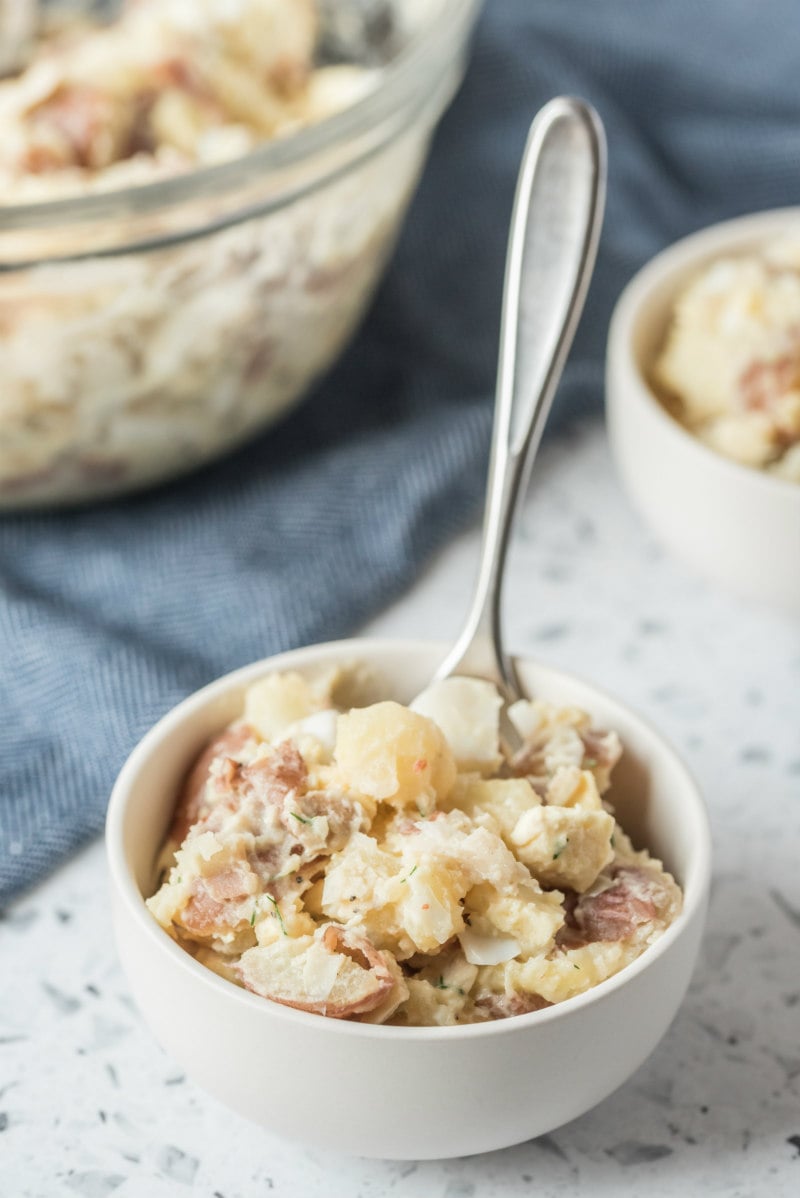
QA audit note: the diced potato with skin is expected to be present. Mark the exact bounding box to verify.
[506,700,621,794]
[147,829,257,928]
[411,677,502,774]
[565,862,681,950]
[334,701,456,809]
[244,671,322,741]
[359,951,412,1025]
[511,803,615,892]
[240,924,408,1020]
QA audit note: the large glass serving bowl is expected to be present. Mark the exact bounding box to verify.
[0,0,481,506]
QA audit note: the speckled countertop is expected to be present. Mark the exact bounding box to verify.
[2,420,799,1197]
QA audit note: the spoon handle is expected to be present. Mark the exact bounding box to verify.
[435,96,606,698]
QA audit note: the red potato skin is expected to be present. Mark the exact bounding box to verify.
[180,860,259,938]
[739,353,800,413]
[242,743,307,800]
[170,724,256,844]
[172,738,311,936]
[169,736,368,948]
[580,728,621,772]
[474,992,553,1020]
[30,85,117,169]
[557,865,664,948]
[181,885,230,938]
[241,925,397,1020]
[172,728,309,843]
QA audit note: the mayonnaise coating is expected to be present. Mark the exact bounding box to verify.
[147,670,682,1025]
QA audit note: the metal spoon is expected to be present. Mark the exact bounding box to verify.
[433,96,606,730]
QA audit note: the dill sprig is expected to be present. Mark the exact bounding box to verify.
[265,895,287,936]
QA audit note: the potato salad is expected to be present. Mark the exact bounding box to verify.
[0,0,416,506]
[0,0,373,200]
[654,238,800,482]
[147,670,682,1025]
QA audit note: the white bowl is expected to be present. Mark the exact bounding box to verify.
[607,208,800,615]
[106,638,710,1160]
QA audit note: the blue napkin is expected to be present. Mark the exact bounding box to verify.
[2,0,800,902]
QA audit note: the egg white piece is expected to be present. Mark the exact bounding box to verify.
[411,677,502,773]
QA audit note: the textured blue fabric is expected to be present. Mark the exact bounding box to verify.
[2,1,800,901]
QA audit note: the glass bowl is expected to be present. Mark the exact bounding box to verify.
[0,0,481,507]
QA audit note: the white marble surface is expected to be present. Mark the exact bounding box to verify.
[2,419,799,1197]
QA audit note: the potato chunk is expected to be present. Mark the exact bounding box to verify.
[335,701,456,809]
[321,830,466,958]
[511,802,614,892]
[546,766,605,812]
[240,924,407,1020]
[465,881,564,961]
[244,671,321,741]
[447,776,542,840]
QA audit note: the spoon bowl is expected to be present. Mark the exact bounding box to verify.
[106,637,710,1160]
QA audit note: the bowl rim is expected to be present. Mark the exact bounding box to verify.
[106,637,712,1042]
[0,0,483,230]
[608,205,800,502]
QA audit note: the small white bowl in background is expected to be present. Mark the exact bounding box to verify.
[607,208,800,616]
[106,639,710,1160]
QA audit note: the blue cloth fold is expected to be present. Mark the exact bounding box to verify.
[2,0,800,901]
